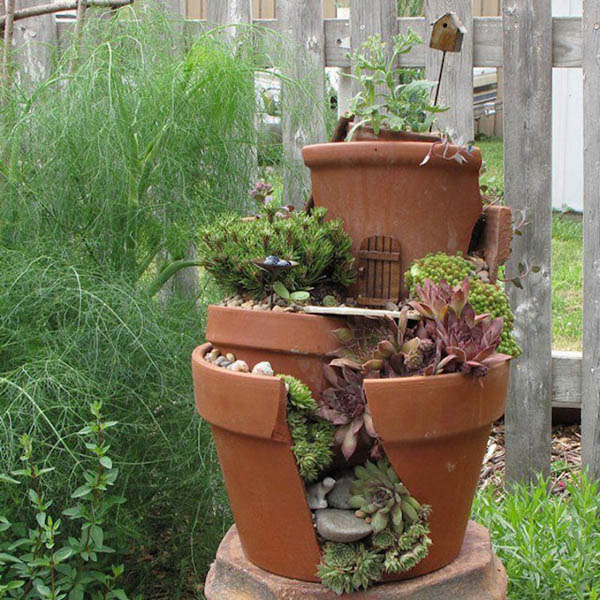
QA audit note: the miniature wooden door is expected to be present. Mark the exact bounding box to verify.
[357,236,401,307]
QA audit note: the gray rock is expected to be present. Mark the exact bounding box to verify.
[326,475,355,510]
[315,509,372,543]
[307,477,336,510]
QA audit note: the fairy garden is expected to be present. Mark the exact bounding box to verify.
[193,27,518,596]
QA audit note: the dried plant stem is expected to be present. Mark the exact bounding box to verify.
[71,0,88,71]
[0,0,133,29]
[1,0,15,89]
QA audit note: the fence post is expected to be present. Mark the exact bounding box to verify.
[502,0,553,483]
[277,0,326,208]
[349,0,398,98]
[207,0,251,30]
[582,0,600,481]
[424,0,474,141]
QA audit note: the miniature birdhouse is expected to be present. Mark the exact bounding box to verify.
[430,12,467,53]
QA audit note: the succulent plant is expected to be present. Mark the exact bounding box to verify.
[281,375,335,483]
[405,252,521,357]
[319,365,377,460]
[197,206,355,300]
[329,313,440,379]
[410,278,511,377]
[317,542,384,595]
[348,458,431,536]
[405,251,474,295]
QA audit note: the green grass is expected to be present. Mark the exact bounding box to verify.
[472,474,600,599]
[477,138,583,352]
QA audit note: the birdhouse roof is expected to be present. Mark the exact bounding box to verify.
[432,12,467,35]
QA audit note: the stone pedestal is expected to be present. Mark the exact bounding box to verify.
[205,520,507,599]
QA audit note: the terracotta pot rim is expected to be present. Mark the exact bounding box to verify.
[302,141,482,171]
[363,358,511,387]
[192,343,283,384]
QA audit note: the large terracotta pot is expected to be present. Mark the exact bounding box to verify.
[192,308,510,583]
[302,141,483,301]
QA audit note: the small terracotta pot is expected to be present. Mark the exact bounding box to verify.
[192,309,510,582]
[302,141,483,301]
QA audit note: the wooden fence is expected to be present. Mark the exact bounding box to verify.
[7,0,599,483]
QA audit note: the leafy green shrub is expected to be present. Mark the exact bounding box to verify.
[347,30,446,138]
[197,207,355,299]
[0,249,229,594]
[472,475,600,600]
[0,402,130,600]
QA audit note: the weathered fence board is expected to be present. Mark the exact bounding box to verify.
[582,0,600,480]
[207,0,251,30]
[55,16,585,69]
[425,0,474,140]
[503,0,553,483]
[349,0,397,98]
[277,0,326,207]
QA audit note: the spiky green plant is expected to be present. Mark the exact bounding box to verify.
[348,458,431,536]
[405,253,520,357]
[197,207,355,300]
[317,542,384,595]
[280,375,335,483]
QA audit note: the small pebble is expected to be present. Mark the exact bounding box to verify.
[241,301,254,309]
[252,361,274,377]
[228,360,250,373]
[272,305,284,312]
[214,356,228,367]
[206,349,220,362]
[226,353,236,362]
[355,510,365,518]
[220,360,232,368]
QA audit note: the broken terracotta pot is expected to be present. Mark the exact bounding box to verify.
[192,310,511,582]
[204,305,344,396]
[302,141,483,304]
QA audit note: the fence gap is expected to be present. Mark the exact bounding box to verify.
[277,0,326,207]
[502,0,553,484]
[582,0,600,480]
[424,0,474,141]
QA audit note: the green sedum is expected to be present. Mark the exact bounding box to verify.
[405,252,521,357]
[279,375,335,483]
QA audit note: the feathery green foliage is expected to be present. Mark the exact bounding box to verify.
[280,375,335,483]
[405,252,520,357]
[0,249,229,592]
[197,207,355,300]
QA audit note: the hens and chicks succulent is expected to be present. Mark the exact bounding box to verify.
[318,458,432,594]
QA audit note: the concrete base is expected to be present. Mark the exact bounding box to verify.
[205,521,507,599]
